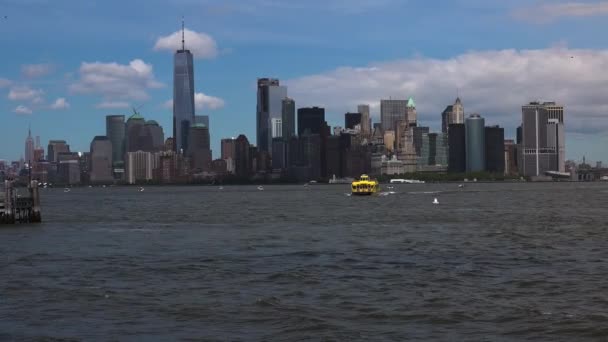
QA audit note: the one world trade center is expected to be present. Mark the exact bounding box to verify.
[173,19,195,153]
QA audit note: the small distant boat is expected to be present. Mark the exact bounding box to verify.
[219,186,224,190]
[390,179,425,184]
[88,185,93,188]
[351,174,379,196]
[433,198,439,205]
[458,184,464,188]
[257,186,264,191]
[63,188,70,193]
[102,185,106,188]
[139,187,145,192]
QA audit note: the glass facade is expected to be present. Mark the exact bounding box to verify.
[173,50,195,153]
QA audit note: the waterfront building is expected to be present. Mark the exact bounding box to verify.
[418,133,448,172]
[345,112,362,130]
[47,140,70,162]
[357,104,371,137]
[57,160,80,185]
[173,20,195,153]
[282,98,296,139]
[89,136,114,183]
[187,124,212,172]
[126,151,153,184]
[234,134,251,178]
[521,101,565,177]
[448,123,466,173]
[504,139,518,176]
[105,115,125,167]
[485,126,505,174]
[381,155,405,175]
[465,114,485,173]
[257,78,287,153]
[221,138,236,160]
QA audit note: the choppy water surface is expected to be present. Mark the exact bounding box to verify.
[1,183,608,341]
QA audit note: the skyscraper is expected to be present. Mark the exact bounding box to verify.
[144,120,165,151]
[521,101,565,177]
[126,111,146,152]
[297,107,325,136]
[234,134,251,178]
[465,114,486,172]
[257,78,287,153]
[271,118,282,138]
[345,112,362,130]
[448,124,466,173]
[282,98,295,139]
[187,124,212,171]
[47,140,70,162]
[105,115,125,166]
[89,136,113,183]
[25,127,34,164]
[380,99,407,132]
[441,97,465,134]
[485,126,505,174]
[173,19,195,153]
[406,97,417,127]
[357,104,371,137]
[126,151,154,184]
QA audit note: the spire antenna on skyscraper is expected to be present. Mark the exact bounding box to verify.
[181,16,185,51]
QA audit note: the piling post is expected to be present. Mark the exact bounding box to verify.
[30,180,41,223]
[4,180,15,224]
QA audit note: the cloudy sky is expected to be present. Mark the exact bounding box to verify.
[1,0,608,162]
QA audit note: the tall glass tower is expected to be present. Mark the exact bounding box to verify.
[173,19,195,153]
[105,115,125,167]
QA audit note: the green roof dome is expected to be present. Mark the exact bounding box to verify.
[191,123,207,128]
[145,120,159,126]
[127,109,144,121]
[407,97,416,108]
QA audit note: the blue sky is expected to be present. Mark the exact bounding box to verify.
[2,0,608,163]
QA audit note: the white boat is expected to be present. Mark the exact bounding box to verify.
[257,186,264,191]
[390,179,425,184]
[139,187,145,192]
[63,188,70,193]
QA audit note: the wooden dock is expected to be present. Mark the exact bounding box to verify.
[0,180,41,224]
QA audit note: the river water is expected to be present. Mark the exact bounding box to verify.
[1,183,607,341]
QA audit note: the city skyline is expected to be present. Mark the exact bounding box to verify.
[2,0,608,162]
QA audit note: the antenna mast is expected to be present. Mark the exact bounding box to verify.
[181,16,185,50]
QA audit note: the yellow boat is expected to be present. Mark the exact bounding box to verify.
[351,174,379,196]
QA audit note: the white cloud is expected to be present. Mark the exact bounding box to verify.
[96,101,130,109]
[154,28,218,59]
[69,59,163,101]
[513,2,608,22]
[163,92,225,111]
[50,97,70,110]
[285,48,608,135]
[0,78,11,88]
[8,85,44,101]
[195,92,225,110]
[21,63,54,78]
[13,105,32,115]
